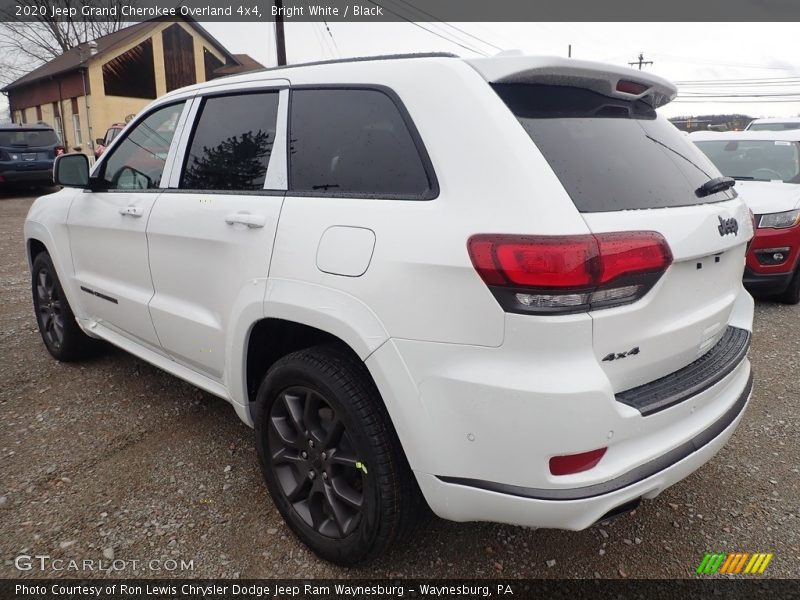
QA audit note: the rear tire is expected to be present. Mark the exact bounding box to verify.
[777,267,800,304]
[254,345,422,565]
[31,252,100,361]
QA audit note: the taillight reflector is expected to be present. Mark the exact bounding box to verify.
[549,447,607,476]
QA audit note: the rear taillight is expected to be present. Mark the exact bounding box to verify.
[549,447,607,476]
[55,146,65,156]
[467,232,672,315]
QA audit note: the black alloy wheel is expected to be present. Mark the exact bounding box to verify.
[268,385,365,538]
[254,346,424,565]
[35,267,65,350]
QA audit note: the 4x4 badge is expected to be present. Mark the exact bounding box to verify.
[602,347,640,362]
[718,216,739,236]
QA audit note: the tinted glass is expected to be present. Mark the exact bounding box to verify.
[105,128,120,144]
[0,129,58,147]
[748,122,800,131]
[289,89,431,197]
[102,102,185,190]
[181,93,279,191]
[695,139,800,183]
[493,84,734,212]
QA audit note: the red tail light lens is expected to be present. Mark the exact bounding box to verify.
[55,146,65,156]
[467,232,672,314]
[616,80,649,95]
[549,447,607,476]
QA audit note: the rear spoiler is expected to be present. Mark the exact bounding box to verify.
[466,55,677,109]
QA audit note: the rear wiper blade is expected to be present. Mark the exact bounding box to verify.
[696,176,735,198]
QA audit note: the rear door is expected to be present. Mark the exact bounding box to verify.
[492,82,753,393]
[146,84,288,381]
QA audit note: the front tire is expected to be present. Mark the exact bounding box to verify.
[31,252,99,361]
[777,266,800,305]
[254,345,421,565]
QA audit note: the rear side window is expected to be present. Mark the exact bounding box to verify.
[289,88,434,198]
[0,129,58,147]
[493,84,734,212]
[181,92,279,191]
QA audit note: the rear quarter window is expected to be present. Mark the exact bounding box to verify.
[492,84,734,212]
[288,88,436,199]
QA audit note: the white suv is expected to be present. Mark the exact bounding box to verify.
[26,54,755,565]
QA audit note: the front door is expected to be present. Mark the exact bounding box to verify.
[146,88,287,380]
[67,101,187,350]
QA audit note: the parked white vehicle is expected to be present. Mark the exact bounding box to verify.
[690,130,800,302]
[25,53,755,565]
[746,117,800,132]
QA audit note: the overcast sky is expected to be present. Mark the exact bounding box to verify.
[201,21,800,119]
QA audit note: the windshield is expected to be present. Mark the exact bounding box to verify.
[694,139,800,183]
[748,122,800,131]
[0,129,59,147]
[492,83,734,212]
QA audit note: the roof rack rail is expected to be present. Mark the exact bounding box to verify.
[237,52,459,75]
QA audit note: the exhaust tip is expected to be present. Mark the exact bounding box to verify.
[595,497,642,525]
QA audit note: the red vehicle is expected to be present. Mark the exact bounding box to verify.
[692,130,800,304]
[94,122,126,158]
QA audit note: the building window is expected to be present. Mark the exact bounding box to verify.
[36,106,42,121]
[162,24,196,92]
[55,117,64,143]
[203,48,224,81]
[72,113,82,146]
[103,39,157,99]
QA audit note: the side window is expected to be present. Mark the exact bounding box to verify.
[180,92,279,191]
[289,88,433,198]
[102,102,185,190]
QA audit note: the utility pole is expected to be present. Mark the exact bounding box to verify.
[628,52,653,70]
[274,0,287,66]
[568,44,572,58]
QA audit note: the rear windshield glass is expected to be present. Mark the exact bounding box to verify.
[694,139,800,183]
[748,122,800,132]
[0,129,58,148]
[492,84,734,212]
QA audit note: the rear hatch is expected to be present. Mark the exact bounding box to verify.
[471,57,753,393]
[0,128,59,167]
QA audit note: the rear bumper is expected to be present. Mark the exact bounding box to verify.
[437,372,751,504]
[743,267,794,295]
[0,168,53,184]
[417,372,750,529]
[366,288,754,529]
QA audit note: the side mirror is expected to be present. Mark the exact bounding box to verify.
[95,138,104,146]
[54,153,90,188]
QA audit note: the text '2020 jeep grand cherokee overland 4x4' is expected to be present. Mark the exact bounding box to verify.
[26,53,754,565]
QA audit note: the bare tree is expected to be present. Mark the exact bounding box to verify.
[0,0,128,86]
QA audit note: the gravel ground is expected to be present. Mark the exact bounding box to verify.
[0,191,798,580]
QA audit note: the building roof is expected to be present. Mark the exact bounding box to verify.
[1,18,254,92]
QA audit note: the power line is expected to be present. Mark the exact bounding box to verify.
[367,0,489,56]
[321,20,340,57]
[389,0,504,53]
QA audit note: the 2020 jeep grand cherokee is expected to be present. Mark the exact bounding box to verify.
[25,53,754,565]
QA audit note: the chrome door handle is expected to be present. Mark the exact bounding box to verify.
[119,205,143,217]
[225,212,266,228]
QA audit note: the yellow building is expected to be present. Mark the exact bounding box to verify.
[1,18,263,157]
